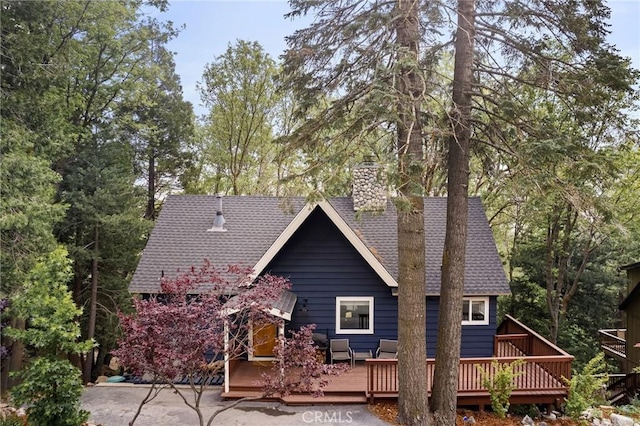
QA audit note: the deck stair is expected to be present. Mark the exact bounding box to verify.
[607,372,640,405]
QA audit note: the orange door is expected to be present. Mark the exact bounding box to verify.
[253,322,277,357]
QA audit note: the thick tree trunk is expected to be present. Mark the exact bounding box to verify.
[431,1,475,424]
[397,203,429,425]
[83,226,99,384]
[395,1,430,425]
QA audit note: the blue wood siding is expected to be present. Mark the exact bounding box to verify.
[264,208,397,353]
[426,297,498,357]
[264,207,498,358]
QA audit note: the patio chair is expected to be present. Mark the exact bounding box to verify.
[330,339,353,366]
[375,339,398,359]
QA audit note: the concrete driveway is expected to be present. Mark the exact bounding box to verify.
[81,384,391,426]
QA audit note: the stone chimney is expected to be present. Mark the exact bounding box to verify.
[352,156,387,212]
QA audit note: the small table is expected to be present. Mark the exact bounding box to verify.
[352,350,372,367]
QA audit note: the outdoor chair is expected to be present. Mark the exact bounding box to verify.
[375,339,398,359]
[329,339,353,366]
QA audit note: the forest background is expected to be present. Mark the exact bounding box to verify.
[1,0,639,394]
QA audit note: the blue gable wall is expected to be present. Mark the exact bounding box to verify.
[264,207,497,358]
[264,208,398,353]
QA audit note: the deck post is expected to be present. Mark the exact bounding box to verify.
[224,320,229,394]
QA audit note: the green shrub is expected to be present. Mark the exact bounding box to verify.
[562,352,608,419]
[11,357,89,426]
[10,357,88,426]
[477,359,526,418]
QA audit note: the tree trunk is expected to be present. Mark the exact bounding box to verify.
[72,226,84,303]
[145,149,156,220]
[395,1,430,425]
[2,318,25,391]
[83,225,99,384]
[431,1,475,424]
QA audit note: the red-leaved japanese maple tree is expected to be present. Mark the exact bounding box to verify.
[114,261,346,426]
[262,324,348,399]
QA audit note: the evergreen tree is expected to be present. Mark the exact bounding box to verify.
[283,1,435,422]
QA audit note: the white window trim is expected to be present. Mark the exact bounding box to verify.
[462,297,489,326]
[336,296,374,334]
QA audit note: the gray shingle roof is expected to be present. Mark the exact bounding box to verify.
[129,196,509,296]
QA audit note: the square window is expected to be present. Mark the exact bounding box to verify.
[336,297,374,334]
[462,297,489,325]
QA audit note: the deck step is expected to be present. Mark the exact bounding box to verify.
[282,394,368,405]
[608,392,628,405]
[228,386,264,392]
[222,390,367,404]
[221,391,275,400]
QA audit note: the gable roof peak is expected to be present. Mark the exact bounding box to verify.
[251,200,398,288]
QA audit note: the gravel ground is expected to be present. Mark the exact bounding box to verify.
[81,384,390,426]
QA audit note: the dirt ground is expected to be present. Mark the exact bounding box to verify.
[369,402,581,425]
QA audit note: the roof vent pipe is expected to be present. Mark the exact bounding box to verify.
[207,195,227,232]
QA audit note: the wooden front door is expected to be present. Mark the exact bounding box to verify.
[252,322,277,357]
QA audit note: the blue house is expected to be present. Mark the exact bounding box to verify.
[129,179,508,357]
[129,171,576,405]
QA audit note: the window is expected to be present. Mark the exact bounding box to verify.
[336,297,374,334]
[462,297,489,325]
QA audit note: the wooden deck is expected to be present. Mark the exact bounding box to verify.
[222,316,573,408]
[222,362,369,404]
[222,355,568,408]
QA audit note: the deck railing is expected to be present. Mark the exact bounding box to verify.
[494,334,528,357]
[366,355,572,398]
[367,315,573,400]
[598,329,627,358]
[496,315,572,358]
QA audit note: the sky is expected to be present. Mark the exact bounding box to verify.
[155,0,640,117]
